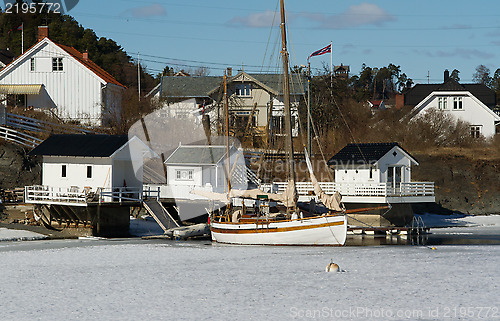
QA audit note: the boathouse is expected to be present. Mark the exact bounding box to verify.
[143,142,256,221]
[24,134,156,236]
[326,142,434,226]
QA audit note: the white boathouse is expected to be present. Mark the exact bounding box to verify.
[146,143,249,201]
[262,143,435,226]
[24,134,157,236]
[25,134,155,205]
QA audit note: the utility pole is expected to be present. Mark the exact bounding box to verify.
[138,52,141,101]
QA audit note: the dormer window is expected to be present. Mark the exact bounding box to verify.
[236,83,251,97]
[52,57,63,71]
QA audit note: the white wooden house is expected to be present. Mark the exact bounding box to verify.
[25,134,154,205]
[160,143,247,199]
[325,142,434,226]
[268,142,434,205]
[0,27,125,126]
[328,142,417,187]
[406,70,499,138]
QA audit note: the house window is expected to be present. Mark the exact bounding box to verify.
[369,168,373,179]
[236,83,251,97]
[453,97,463,110]
[438,97,447,110]
[87,166,92,178]
[30,58,35,72]
[470,125,482,138]
[61,165,67,178]
[52,57,63,71]
[176,169,194,181]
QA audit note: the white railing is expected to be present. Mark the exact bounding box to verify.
[24,185,161,205]
[0,126,42,148]
[25,185,88,205]
[260,182,434,198]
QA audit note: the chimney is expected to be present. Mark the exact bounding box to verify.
[395,94,404,110]
[83,51,89,61]
[444,69,449,82]
[227,67,232,77]
[38,26,49,42]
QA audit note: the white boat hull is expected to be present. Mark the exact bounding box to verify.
[210,215,347,246]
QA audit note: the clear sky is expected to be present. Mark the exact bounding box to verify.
[42,0,500,83]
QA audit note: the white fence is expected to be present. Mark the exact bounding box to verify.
[24,185,161,206]
[261,182,434,198]
[0,126,42,148]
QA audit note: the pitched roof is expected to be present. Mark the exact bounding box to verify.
[56,44,125,88]
[404,78,496,107]
[327,142,417,165]
[248,73,306,95]
[160,72,306,99]
[29,134,129,157]
[165,145,228,165]
[161,76,223,98]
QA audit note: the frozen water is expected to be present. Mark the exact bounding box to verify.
[0,240,499,320]
[0,215,498,320]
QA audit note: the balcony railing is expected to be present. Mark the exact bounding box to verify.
[24,185,161,206]
[261,182,434,198]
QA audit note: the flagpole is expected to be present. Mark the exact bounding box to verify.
[330,40,333,86]
[21,23,24,54]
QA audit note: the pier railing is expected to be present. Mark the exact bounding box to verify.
[261,182,434,198]
[25,185,161,206]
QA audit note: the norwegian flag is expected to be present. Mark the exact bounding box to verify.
[7,24,23,35]
[308,44,331,60]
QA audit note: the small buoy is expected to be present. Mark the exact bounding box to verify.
[325,259,340,272]
[431,247,437,250]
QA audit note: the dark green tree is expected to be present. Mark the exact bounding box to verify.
[472,65,492,87]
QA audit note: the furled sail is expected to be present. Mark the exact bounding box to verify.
[191,180,296,207]
[304,148,344,212]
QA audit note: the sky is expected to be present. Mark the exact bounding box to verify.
[17,0,500,83]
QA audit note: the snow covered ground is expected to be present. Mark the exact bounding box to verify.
[0,215,498,320]
[0,227,47,242]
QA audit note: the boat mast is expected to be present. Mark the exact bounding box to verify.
[224,72,232,193]
[279,0,297,209]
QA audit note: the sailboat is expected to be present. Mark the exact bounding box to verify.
[201,0,347,246]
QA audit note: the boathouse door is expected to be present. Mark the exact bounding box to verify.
[387,166,402,194]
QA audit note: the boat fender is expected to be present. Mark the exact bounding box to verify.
[291,213,298,220]
[325,260,340,272]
